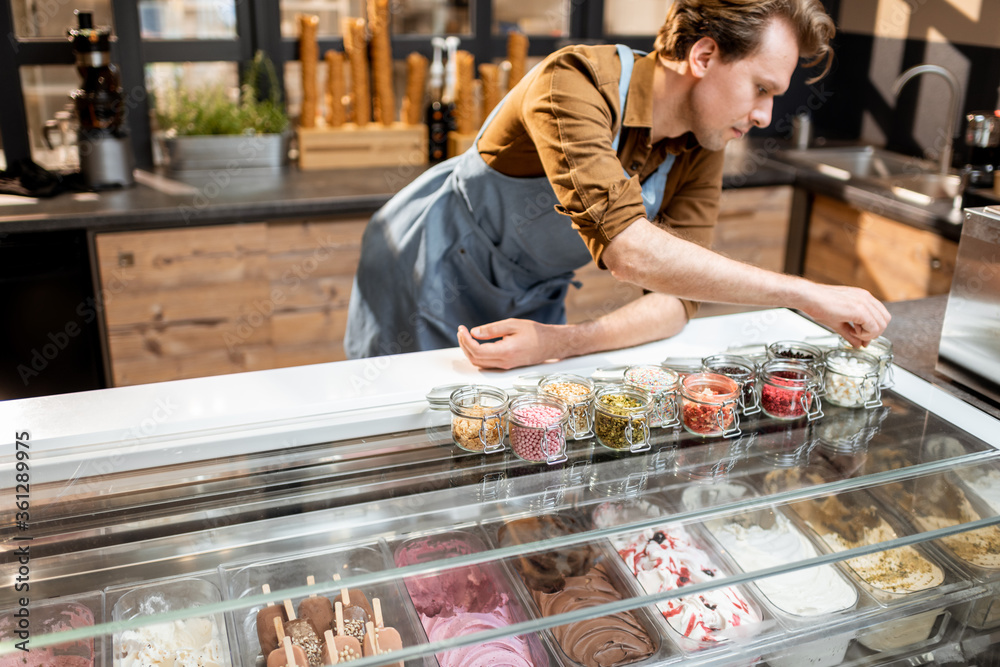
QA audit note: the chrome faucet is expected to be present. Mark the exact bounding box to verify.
[891,64,962,175]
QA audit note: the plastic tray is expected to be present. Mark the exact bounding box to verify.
[0,590,105,667]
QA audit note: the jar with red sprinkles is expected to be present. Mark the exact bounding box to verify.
[680,373,742,438]
[759,359,824,421]
[507,394,569,464]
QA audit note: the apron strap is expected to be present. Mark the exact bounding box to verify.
[612,44,674,221]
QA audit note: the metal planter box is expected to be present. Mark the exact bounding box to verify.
[163,131,291,172]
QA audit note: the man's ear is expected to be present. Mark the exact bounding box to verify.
[688,37,718,80]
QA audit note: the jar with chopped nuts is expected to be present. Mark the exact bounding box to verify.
[840,336,894,388]
[680,372,741,438]
[508,394,569,464]
[539,373,595,440]
[449,385,509,453]
[702,354,760,415]
[759,359,823,421]
[624,364,679,428]
[594,384,651,452]
[824,349,882,408]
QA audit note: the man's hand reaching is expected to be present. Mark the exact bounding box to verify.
[456,319,560,370]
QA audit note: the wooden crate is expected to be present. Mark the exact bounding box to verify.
[297,123,428,170]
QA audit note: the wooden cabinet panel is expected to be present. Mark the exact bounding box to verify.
[96,218,366,387]
[804,195,958,301]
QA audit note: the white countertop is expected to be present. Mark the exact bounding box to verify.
[3,309,997,487]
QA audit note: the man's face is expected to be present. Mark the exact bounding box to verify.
[688,18,800,151]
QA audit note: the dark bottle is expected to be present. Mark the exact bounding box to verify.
[69,10,125,135]
[426,96,454,163]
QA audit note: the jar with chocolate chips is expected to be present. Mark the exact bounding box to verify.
[448,385,509,453]
[766,340,825,382]
[702,354,760,416]
[594,384,652,452]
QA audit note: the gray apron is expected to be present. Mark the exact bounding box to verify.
[345,44,676,358]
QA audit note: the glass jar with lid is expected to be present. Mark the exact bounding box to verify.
[702,354,760,415]
[624,364,679,428]
[680,373,742,438]
[824,349,882,408]
[661,356,705,379]
[766,340,825,376]
[507,394,570,464]
[840,336,894,388]
[759,359,824,421]
[448,385,509,453]
[593,384,652,452]
[539,373,596,440]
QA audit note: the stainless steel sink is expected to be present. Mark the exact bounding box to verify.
[779,145,964,208]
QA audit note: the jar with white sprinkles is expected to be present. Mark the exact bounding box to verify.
[624,364,680,428]
[823,349,882,408]
[507,394,569,464]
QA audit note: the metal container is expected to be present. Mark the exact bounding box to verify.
[163,131,291,172]
[936,207,1000,402]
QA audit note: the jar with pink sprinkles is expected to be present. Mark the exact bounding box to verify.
[507,394,570,464]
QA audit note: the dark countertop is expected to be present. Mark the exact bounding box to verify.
[0,139,795,235]
[884,295,1000,421]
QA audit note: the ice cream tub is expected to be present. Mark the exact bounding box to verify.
[591,499,772,665]
[219,541,428,666]
[679,480,859,667]
[488,512,671,667]
[780,487,958,652]
[389,527,552,667]
[0,591,104,667]
[107,575,233,667]
[862,449,1000,630]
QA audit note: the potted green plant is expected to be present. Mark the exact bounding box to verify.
[155,51,291,171]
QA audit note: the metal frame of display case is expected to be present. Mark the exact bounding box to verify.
[2,309,999,666]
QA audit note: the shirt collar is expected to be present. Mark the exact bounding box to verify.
[623,50,700,154]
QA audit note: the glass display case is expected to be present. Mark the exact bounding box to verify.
[2,312,999,667]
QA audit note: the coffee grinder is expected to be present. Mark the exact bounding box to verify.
[69,10,134,189]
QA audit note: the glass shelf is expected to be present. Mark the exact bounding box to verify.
[2,371,1000,666]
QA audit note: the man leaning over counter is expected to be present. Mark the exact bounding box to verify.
[344,0,890,369]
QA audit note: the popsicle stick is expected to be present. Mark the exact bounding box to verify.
[274,617,285,642]
[333,573,350,606]
[367,621,380,654]
[284,599,296,620]
[323,629,339,664]
[307,575,317,597]
[283,636,296,667]
[334,601,346,636]
[373,598,384,628]
[263,583,273,603]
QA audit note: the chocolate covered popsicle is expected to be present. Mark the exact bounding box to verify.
[267,631,310,667]
[333,603,363,662]
[369,598,403,667]
[257,584,289,655]
[299,576,335,636]
[332,574,371,642]
[284,599,325,667]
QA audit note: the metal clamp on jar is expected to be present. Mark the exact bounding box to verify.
[624,364,680,428]
[823,349,882,409]
[702,354,760,416]
[759,359,824,421]
[507,394,569,464]
[448,385,509,453]
[539,373,596,440]
[594,384,652,452]
[680,372,742,438]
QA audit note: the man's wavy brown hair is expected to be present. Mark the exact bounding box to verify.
[655,0,835,83]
